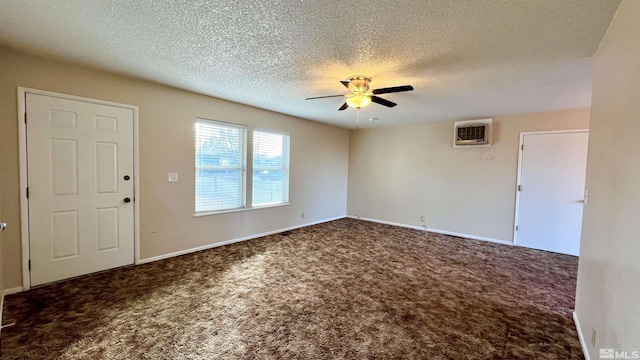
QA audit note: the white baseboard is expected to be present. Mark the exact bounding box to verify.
[348,215,427,231]
[573,311,591,360]
[348,215,513,246]
[138,216,347,265]
[425,228,513,246]
[3,287,24,296]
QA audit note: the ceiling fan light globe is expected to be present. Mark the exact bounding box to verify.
[346,95,372,109]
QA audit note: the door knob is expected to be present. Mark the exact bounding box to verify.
[124,197,131,203]
[0,222,6,231]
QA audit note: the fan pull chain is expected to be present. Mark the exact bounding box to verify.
[356,108,360,129]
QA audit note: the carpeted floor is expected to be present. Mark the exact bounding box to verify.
[0,218,582,359]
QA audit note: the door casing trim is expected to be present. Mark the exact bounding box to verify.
[512,129,589,247]
[17,87,140,291]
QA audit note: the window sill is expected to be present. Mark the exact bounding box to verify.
[193,203,289,218]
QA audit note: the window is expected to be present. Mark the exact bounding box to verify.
[195,119,246,212]
[252,130,290,207]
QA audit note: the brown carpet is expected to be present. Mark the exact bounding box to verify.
[0,218,582,359]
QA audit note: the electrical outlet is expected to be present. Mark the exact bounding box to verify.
[591,328,596,347]
[301,212,305,219]
[584,189,589,205]
[168,173,178,182]
[420,216,426,223]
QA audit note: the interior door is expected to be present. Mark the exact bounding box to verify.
[26,93,135,286]
[515,131,589,256]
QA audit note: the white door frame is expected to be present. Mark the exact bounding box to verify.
[17,87,140,291]
[512,129,589,246]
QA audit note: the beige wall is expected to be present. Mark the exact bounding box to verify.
[575,0,640,356]
[347,109,590,242]
[0,49,349,289]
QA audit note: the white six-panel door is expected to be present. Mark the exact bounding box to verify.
[26,93,135,286]
[514,131,589,256]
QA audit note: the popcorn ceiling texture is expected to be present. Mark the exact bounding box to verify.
[0,0,621,128]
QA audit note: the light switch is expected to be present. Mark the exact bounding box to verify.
[168,173,178,182]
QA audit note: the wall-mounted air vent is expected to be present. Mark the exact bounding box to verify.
[454,118,493,147]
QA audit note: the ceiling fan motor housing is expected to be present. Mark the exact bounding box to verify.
[348,76,372,94]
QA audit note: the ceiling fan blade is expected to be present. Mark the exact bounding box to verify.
[372,85,414,95]
[305,94,345,100]
[340,80,350,89]
[338,103,349,111]
[371,96,397,108]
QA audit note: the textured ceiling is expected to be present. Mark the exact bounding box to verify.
[0,0,621,128]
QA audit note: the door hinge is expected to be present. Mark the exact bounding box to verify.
[28,259,31,271]
[515,226,519,231]
[521,144,524,150]
[26,187,29,198]
[518,185,522,191]
[24,112,27,123]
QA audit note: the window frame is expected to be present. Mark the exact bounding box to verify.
[194,118,247,214]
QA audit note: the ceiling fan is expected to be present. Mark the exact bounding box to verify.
[305,75,414,111]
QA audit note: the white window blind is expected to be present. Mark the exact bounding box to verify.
[195,119,246,212]
[252,130,290,207]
